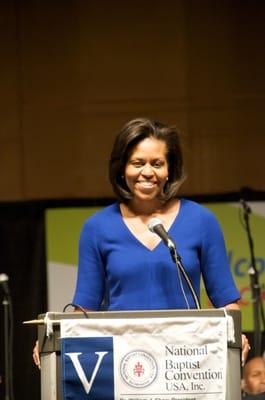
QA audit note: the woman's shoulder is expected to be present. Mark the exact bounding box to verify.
[179,198,222,231]
[180,198,215,218]
[82,202,120,230]
[78,203,119,238]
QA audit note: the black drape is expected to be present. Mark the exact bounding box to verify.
[0,202,47,400]
[0,198,112,400]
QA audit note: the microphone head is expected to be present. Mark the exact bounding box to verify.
[0,273,10,296]
[148,217,176,252]
[147,217,163,233]
[240,198,251,214]
[0,273,9,283]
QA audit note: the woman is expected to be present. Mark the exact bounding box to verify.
[33,117,249,366]
[73,117,239,310]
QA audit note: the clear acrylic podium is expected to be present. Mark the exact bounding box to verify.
[37,309,242,400]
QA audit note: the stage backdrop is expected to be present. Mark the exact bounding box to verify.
[45,202,265,331]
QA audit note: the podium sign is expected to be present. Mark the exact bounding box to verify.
[37,309,242,400]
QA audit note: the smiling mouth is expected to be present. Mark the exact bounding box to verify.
[137,181,156,188]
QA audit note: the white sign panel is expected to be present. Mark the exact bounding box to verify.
[60,316,228,400]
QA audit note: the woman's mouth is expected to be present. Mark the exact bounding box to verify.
[136,181,157,193]
[137,181,156,188]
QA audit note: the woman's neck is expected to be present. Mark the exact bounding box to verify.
[122,198,177,218]
[131,198,163,215]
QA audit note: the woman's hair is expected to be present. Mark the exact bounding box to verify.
[109,117,185,202]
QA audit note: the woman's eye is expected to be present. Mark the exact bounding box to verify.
[131,161,143,168]
[153,161,163,168]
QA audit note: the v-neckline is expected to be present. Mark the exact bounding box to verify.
[118,200,182,252]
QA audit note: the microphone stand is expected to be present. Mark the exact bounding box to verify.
[2,294,12,400]
[0,275,14,400]
[241,199,263,356]
[169,244,201,310]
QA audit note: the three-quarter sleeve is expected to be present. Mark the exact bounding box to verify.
[72,218,106,310]
[200,209,240,307]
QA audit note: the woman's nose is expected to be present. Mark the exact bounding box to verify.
[141,164,154,176]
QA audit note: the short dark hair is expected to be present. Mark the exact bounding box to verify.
[109,117,185,202]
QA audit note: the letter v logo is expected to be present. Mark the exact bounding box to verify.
[65,351,108,394]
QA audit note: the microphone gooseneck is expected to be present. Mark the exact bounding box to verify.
[240,198,251,214]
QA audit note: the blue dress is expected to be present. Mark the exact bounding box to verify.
[72,199,240,310]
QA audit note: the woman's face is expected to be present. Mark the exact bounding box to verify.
[124,137,169,202]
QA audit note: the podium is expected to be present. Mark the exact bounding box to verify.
[36,309,242,400]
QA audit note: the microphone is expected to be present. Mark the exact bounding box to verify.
[148,218,201,309]
[148,218,176,250]
[0,273,10,297]
[240,198,251,214]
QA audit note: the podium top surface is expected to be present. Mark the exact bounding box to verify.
[36,309,242,350]
[38,308,241,321]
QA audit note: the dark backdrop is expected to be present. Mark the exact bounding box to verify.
[0,202,47,399]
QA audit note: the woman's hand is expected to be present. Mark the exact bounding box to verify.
[224,302,250,365]
[32,340,41,369]
[32,308,89,370]
[241,333,250,366]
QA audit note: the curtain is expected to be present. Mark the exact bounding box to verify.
[0,202,47,400]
